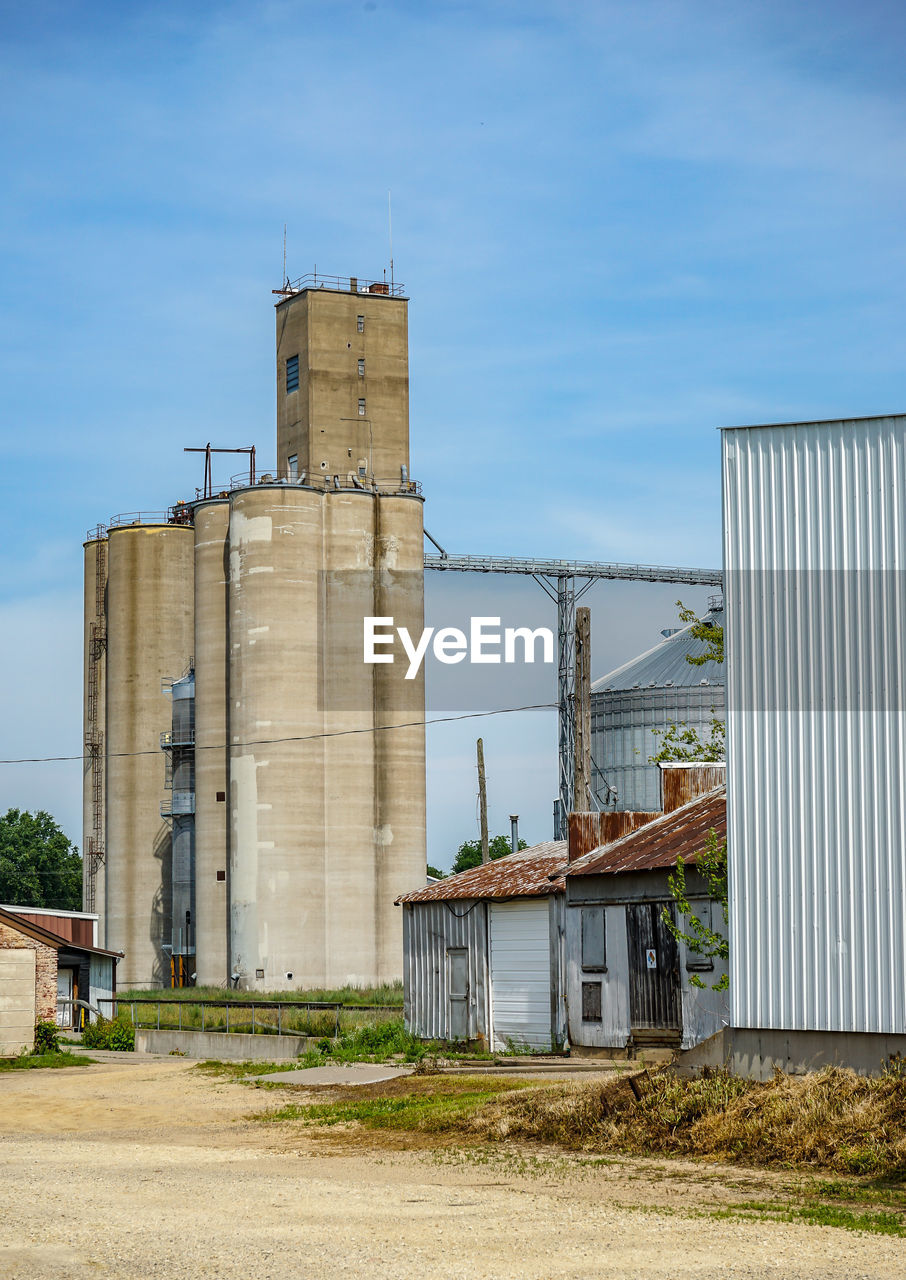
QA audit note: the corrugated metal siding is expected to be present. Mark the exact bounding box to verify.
[402,901,489,1042]
[661,764,726,814]
[9,912,95,948]
[723,416,906,1034]
[568,811,658,863]
[89,956,116,1015]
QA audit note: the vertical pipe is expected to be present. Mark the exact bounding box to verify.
[509,814,519,855]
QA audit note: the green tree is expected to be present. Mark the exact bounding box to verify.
[452,834,528,875]
[676,600,724,665]
[649,716,725,763]
[662,829,729,990]
[0,810,82,910]
[426,864,445,880]
[657,601,728,983]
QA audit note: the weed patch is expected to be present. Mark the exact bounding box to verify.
[0,1050,94,1070]
[460,1066,906,1180]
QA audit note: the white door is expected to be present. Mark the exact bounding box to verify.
[56,969,73,1029]
[489,899,552,1051]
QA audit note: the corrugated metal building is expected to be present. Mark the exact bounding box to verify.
[565,780,728,1054]
[591,609,724,811]
[397,843,568,1051]
[723,414,906,1069]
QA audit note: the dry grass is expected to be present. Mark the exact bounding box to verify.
[463,1067,906,1178]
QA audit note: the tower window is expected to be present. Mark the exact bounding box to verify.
[356,315,364,333]
[287,454,298,479]
[358,359,365,376]
[358,399,366,416]
[286,355,299,393]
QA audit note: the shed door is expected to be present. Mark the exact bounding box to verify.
[626,903,680,1034]
[489,900,551,1051]
[447,949,469,1041]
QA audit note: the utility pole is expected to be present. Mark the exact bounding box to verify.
[573,606,592,813]
[477,738,489,864]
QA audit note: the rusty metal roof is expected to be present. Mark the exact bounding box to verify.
[396,841,568,904]
[567,786,726,876]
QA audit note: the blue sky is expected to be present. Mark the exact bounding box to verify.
[2,0,905,867]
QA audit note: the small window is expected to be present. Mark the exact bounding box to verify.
[582,982,602,1022]
[286,354,299,393]
[356,315,364,333]
[216,869,225,882]
[358,358,365,376]
[358,398,366,416]
[581,907,606,972]
[287,454,298,479]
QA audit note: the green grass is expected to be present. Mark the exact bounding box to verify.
[261,1076,540,1132]
[0,1050,95,1071]
[716,1200,906,1237]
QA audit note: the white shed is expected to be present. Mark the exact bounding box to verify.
[396,843,568,1051]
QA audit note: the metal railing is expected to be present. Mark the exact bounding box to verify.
[102,998,400,1040]
[277,272,405,298]
[161,728,196,748]
[160,793,195,818]
[227,468,421,496]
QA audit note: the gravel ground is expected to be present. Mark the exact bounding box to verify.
[0,1056,901,1280]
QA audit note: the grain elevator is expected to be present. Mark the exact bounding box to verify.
[83,273,427,990]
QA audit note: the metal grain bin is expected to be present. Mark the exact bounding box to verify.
[591,609,724,812]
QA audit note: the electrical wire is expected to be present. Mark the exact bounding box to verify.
[0,702,558,766]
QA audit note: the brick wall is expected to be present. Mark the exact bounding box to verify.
[0,921,57,1021]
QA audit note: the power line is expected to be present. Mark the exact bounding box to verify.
[0,703,558,767]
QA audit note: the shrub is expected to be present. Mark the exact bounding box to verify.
[81,1015,135,1051]
[33,1020,60,1055]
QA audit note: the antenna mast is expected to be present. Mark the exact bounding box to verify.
[388,190,394,291]
[282,224,287,287]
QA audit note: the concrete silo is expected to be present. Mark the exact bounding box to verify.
[82,532,108,931]
[192,499,230,986]
[591,606,724,812]
[227,483,328,987]
[104,521,194,986]
[86,272,427,989]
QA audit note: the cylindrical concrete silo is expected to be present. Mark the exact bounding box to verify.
[228,485,326,989]
[82,533,108,935]
[373,493,427,982]
[105,522,194,986]
[193,499,230,986]
[321,488,381,985]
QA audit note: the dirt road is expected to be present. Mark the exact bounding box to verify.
[0,1055,900,1279]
